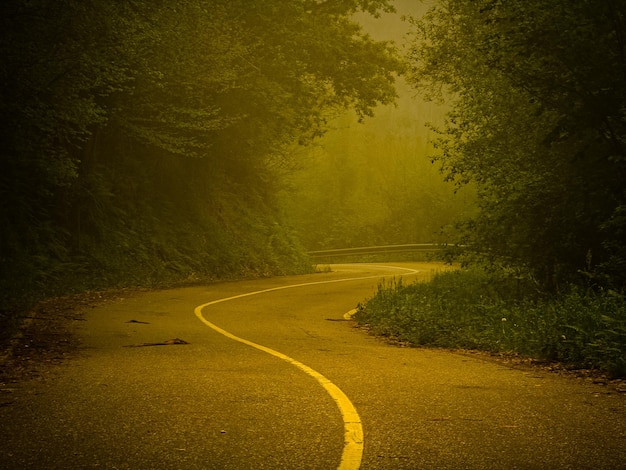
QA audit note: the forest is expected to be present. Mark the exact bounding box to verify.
[283,87,476,251]
[355,0,626,376]
[407,0,626,292]
[2,0,626,373]
[0,0,407,320]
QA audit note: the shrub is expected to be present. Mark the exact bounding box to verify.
[355,268,626,377]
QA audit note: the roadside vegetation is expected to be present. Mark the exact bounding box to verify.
[0,0,402,333]
[355,267,626,377]
[356,0,626,379]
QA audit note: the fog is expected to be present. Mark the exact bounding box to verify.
[283,1,475,250]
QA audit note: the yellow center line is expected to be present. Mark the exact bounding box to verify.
[193,267,419,470]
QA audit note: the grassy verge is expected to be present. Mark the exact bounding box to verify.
[354,268,626,377]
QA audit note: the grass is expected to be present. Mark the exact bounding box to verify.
[354,268,626,377]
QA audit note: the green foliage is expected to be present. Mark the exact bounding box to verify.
[0,0,402,320]
[406,0,626,291]
[282,103,477,250]
[356,268,626,377]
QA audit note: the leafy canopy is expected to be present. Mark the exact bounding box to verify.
[0,0,403,309]
[406,0,626,290]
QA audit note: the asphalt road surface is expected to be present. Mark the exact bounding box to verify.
[1,262,625,469]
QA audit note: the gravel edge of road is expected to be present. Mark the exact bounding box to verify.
[0,289,143,388]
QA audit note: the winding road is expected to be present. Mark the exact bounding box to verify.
[1,262,625,469]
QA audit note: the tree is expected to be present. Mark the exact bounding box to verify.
[406,0,626,290]
[0,0,403,310]
[282,106,476,251]
[0,0,144,304]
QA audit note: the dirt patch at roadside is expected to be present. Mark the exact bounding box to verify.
[0,289,140,386]
[455,348,626,394]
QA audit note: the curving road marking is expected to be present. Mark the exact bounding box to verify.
[194,266,419,469]
[343,308,358,320]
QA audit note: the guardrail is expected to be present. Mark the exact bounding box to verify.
[307,243,444,260]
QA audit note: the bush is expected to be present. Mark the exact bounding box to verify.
[355,268,626,377]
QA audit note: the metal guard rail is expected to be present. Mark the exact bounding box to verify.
[307,243,445,259]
